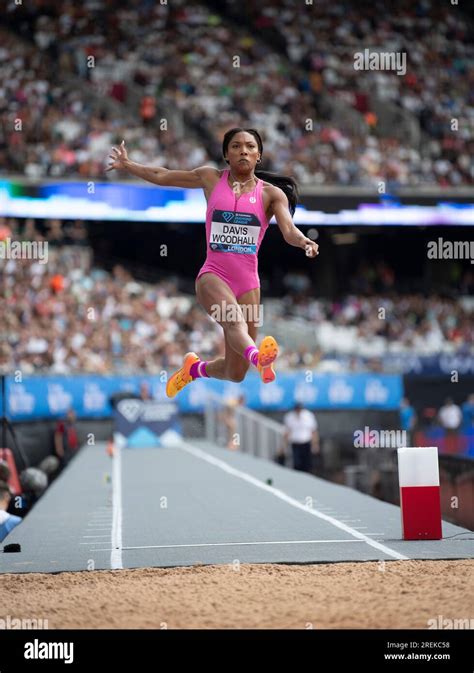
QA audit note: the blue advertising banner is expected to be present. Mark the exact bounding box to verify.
[178,371,402,412]
[4,372,403,420]
[5,375,167,420]
[1,180,473,225]
[320,353,474,376]
[113,398,182,449]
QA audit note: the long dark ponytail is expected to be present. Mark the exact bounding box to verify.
[222,127,299,217]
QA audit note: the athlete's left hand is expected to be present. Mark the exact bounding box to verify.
[304,240,319,258]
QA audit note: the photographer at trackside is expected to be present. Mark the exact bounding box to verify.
[0,481,22,543]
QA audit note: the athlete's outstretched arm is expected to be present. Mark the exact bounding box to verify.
[272,188,319,258]
[106,140,218,188]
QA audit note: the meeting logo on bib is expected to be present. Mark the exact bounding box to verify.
[210,210,261,255]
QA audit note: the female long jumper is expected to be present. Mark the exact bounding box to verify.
[107,127,319,397]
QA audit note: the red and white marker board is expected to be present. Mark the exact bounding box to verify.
[397,446,442,540]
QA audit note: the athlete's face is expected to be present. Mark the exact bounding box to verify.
[225,132,260,172]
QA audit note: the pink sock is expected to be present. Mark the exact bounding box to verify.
[244,345,259,367]
[190,360,209,379]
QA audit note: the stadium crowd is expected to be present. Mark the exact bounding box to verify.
[0,217,472,376]
[0,26,209,180]
[1,0,472,186]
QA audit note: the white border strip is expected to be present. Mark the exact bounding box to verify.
[111,445,123,569]
[180,441,408,561]
[122,540,365,550]
[83,540,366,551]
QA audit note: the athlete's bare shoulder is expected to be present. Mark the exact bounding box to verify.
[194,165,222,191]
[194,166,221,180]
[260,180,283,195]
[193,166,222,201]
[261,181,285,212]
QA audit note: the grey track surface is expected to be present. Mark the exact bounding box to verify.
[1,440,473,574]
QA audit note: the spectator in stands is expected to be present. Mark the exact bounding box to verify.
[0,481,22,543]
[439,398,462,431]
[54,408,79,467]
[139,382,152,401]
[221,394,245,450]
[38,455,61,484]
[462,394,474,429]
[0,459,27,518]
[438,397,463,454]
[18,467,48,515]
[0,461,17,516]
[283,402,320,473]
[0,460,10,483]
[63,220,88,246]
[45,219,65,245]
[400,397,417,445]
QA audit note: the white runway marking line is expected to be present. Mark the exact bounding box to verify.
[338,519,361,522]
[111,443,123,569]
[81,535,111,539]
[124,540,364,549]
[180,441,409,561]
[86,540,369,552]
[90,518,112,522]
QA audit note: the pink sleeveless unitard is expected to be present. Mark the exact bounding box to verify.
[196,169,269,299]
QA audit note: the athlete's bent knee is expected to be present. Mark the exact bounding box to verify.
[226,370,247,383]
[221,318,246,332]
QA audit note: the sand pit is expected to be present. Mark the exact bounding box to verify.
[1,559,473,629]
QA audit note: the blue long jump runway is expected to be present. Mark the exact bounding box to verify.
[1,440,472,574]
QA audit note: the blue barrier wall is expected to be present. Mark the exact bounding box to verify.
[2,372,402,420]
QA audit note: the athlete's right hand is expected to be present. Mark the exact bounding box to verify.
[106,140,128,171]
